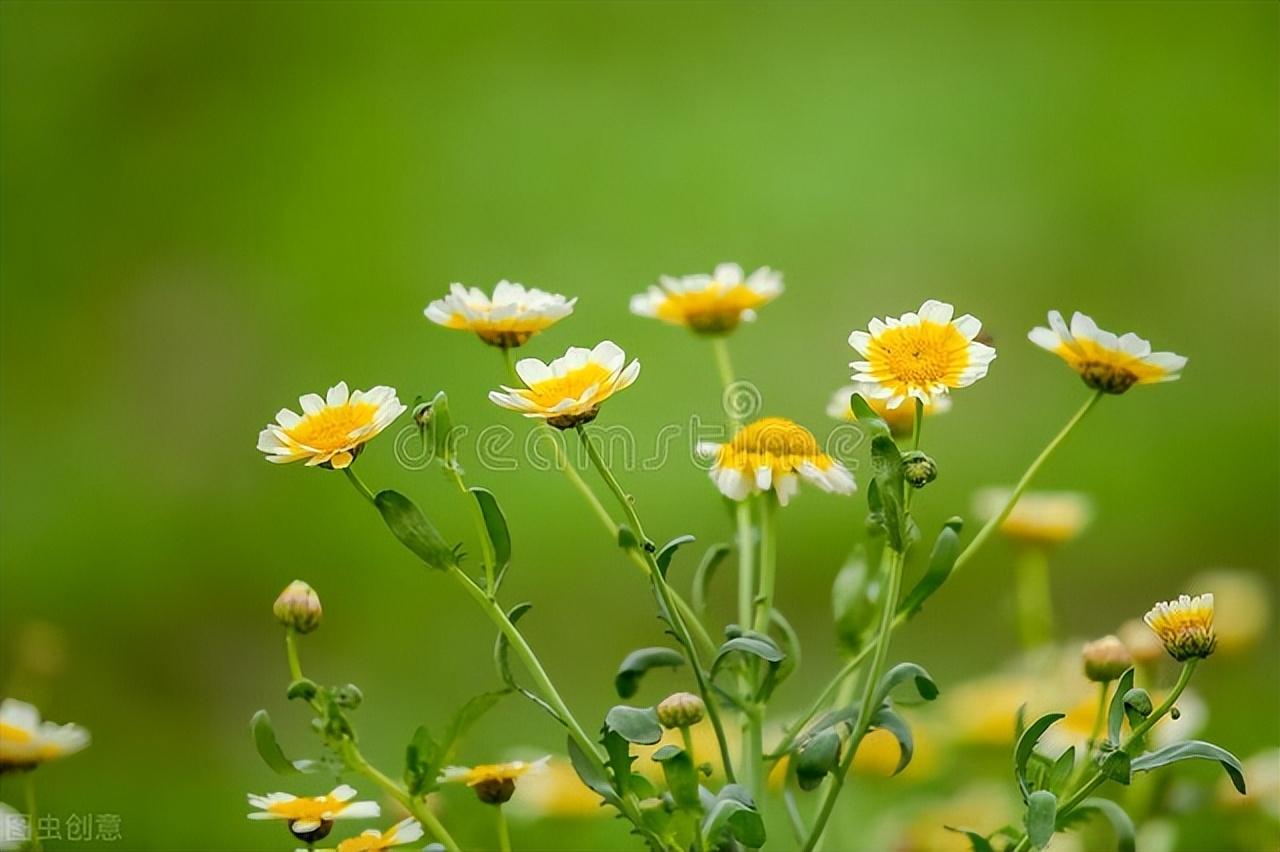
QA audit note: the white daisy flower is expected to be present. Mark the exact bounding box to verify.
[698,417,856,507]
[440,756,551,805]
[849,300,996,409]
[1145,593,1217,662]
[247,784,379,842]
[256,382,406,470]
[489,341,640,429]
[630,263,783,334]
[827,381,951,437]
[0,698,90,771]
[425,280,575,348]
[1028,310,1187,393]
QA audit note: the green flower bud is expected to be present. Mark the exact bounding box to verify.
[273,580,322,634]
[901,451,937,489]
[1082,635,1133,682]
[656,692,705,729]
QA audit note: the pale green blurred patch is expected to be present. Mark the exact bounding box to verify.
[1,2,1276,849]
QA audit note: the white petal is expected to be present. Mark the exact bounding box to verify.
[918,300,954,325]
[299,393,325,415]
[590,340,626,372]
[334,801,381,820]
[848,330,873,355]
[775,473,799,506]
[515,358,553,386]
[755,466,773,490]
[326,382,350,406]
[1027,327,1061,351]
[713,263,744,285]
[952,314,981,340]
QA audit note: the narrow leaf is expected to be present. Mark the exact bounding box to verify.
[872,661,939,708]
[897,518,963,619]
[1131,740,1247,794]
[469,487,511,586]
[656,534,696,578]
[614,647,685,699]
[692,543,731,615]
[251,710,319,775]
[869,705,914,775]
[567,735,619,805]
[1015,713,1065,799]
[652,744,700,809]
[702,785,766,848]
[943,827,996,852]
[1047,746,1076,792]
[374,490,458,571]
[1106,668,1135,744]
[849,393,890,440]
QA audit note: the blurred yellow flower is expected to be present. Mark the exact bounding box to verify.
[257,382,406,469]
[425,281,575,348]
[848,300,995,409]
[1118,618,1166,665]
[247,785,380,839]
[698,417,855,506]
[634,720,736,786]
[508,758,608,819]
[895,783,1017,852]
[335,817,424,852]
[1028,310,1186,393]
[630,263,782,334]
[1187,570,1270,654]
[489,341,639,429]
[852,725,939,780]
[973,488,1092,546]
[440,757,549,804]
[0,698,89,771]
[1145,593,1217,661]
[943,675,1041,746]
[827,381,951,437]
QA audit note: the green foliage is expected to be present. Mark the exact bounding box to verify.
[469,486,511,587]
[944,827,997,852]
[869,705,915,776]
[1122,687,1152,729]
[655,534,696,577]
[250,710,320,775]
[794,728,842,791]
[869,436,912,552]
[832,546,881,655]
[614,647,686,699]
[897,518,963,620]
[652,744,700,809]
[404,690,509,796]
[1024,789,1057,849]
[872,661,940,707]
[1014,713,1064,800]
[1106,668,1136,744]
[374,489,459,571]
[493,602,560,720]
[849,393,890,439]
[1068,798,1136,852]
[1131,740,1247,794]
[701,784,766,849]
[1047,746,1075,792]
[691,543,731,615]
[605,705,664,745]
[1098,747,1132,785]
[422,390,455,468]
[566,735,621,807]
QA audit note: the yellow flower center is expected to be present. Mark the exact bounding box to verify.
[0,723,32,744]
[520,363,612,408]
[868,321,971,386]
[657,285,766,332]
[267,793,346,821]
[719,418,833,473]
[338,832,392,852]
[1055,339,1169,391]
[285,402,378,450]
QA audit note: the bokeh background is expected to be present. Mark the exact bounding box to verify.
[1,2,1277,850]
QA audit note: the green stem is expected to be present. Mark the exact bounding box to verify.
[800,546,906,852]
[736,501,756,633]
[711,336,739,427]
[343,466,377,504]
[443,465,498,594]
[953,391,1103,575]
[1014,546,1054,650]
[912,397,924,451]
[496,805,512,852]
[769,643,873,761]
[284,629,304,682]
[24,772,40,852]
[752,494,777,635]
[577,425,738,784]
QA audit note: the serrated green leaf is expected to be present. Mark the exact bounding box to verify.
[1131,740,1246,794]
[795,728,841,790]
[1074,797,1136,852]
[374,489,458,571]
[1107,668,1135,744]
[251,710,320,775]
[1025,789,1057,849]
[691,543,731,615]
[604,705,663,745]
[614,647,685,699]
[655,534,696,578]
[469,486,511,587]
[652,744,700,808]
[897,518,963,620]
[1015,713,1065,800]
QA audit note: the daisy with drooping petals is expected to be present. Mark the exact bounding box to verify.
[488,341,640,429]
[698,417,856,506]
[440,756,550,805]
[334,817,424,852]
[1144,593,1217,662]
[848,300,995,409]
[1028,310,1187,394]
[630,263,783,334]
[247,784,379,842]
[425,281,575,348]
[257,382,406,470]
[0,698,90,771]
[827,381,951,437]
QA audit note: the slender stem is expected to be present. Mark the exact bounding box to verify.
[495,805,512,852]
[711,337,739,427]
[912,397,924,451]
[284,629,304,682]
[343,466,377,504]
[24,772,40,852]
[1085,681,1109,756]
[577,425,738,784]
[800,547,906,852]
[769,643,873,761]
[752,494,777,634]
[953,391,1103,574]
[443,465,497,594]
[735,501,756,631]
[1014,546,1054,650]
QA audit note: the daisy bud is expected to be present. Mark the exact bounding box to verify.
[1081,635,1133,682]
[656,692,705,729]
[901,451,937,489]
[273,580,322,634]
[1144,593,1217,662]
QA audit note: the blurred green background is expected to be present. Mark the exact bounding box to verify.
[1,2,1276,849]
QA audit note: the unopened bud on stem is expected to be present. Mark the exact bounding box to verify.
[274,580,322,634]
[1082,635,1132,682]
[656,692,705,729]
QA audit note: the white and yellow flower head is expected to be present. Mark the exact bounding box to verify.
[630,263,782,334]
[1028,310,1187,394]
[698,417,856,506]
[972,488,1092,546]
[1144,593,1217,662]
[440,756,550,805]
[257,382,406,470]
[425,281,576,348]
[827,381,951,438]
[334,817,424,852]
[0,698,90,771]
[848,300,995,409]
[247,784,379,841]
[489,341,640,430]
